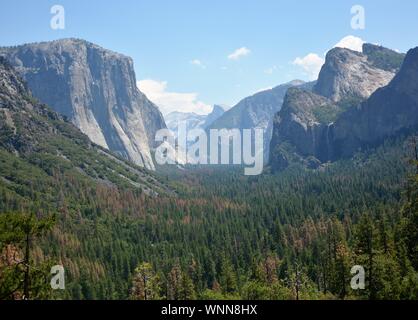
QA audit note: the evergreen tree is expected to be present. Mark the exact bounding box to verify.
[219,256,237,295]
[167,263,183,300]
[0,212,55,300]
[130,262,162,300]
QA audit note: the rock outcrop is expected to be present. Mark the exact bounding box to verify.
[362,43,405,72]
[0,38,166,170]
[313,46,396,102]
[269,88,339,171]
[270,44,413,171]
[332,46,418,158]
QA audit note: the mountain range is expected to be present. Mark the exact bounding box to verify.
[208,80,314,161]
[1,38,418,301]
[1,39,417,175]
[164,104,226,137]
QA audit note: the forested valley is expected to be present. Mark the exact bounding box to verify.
[1,133,417,300]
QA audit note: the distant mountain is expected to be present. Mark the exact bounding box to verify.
[0,38,166,170]
[0,57,172,195]
[270,44,414,171]
[165,112,206,136]
[208,80,313,161]
[164,105,226,136]
[202,104,226,128]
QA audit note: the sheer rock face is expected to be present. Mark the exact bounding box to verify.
[270,45,415,172]
[0,57,173,195]
[269,88,338,171]
[333,47,418,158]
[313,46,396,102]
[0,39,166,170]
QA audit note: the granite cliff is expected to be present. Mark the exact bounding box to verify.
[0,39,166,170]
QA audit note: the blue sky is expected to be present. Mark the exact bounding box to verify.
[1,0,417,114]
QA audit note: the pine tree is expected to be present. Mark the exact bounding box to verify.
[354,213,378,299]
[335,242,350,299]
[0,212,55,300]
[167,263,183,300]
[219,257,237,295]
[130,262,162,300]
[180,272,196,300]
[404,157,418,269]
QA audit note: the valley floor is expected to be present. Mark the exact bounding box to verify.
[1,134,417,300]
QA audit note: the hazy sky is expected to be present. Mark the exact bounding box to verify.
[1,0,417,114]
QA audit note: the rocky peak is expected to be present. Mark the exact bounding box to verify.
[362,43,405,72]
[280,88,332,122]
[202,104,226,128]
[313,46,396,102]
[211,104,226,115]
[387,47,418,96]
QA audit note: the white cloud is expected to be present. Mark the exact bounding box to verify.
[264,65,277,74]
[190,59,206,69]
[333,35,365,52]
[292,35,366,80]
[137,79,212,115]
[293,53,325,80]
[228,47,251,60]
